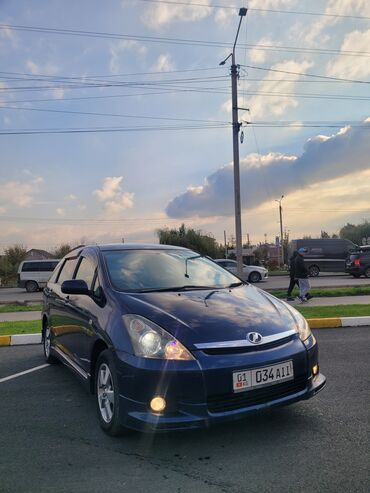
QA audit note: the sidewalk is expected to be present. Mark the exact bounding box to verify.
[0,311,41,322]
[288,295,370,307]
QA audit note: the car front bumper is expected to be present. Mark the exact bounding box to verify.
[114,336,326,432]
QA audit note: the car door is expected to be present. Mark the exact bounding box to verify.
[62,255,100,374]
[49,257,80,359]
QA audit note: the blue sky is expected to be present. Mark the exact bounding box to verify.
[0,0,370,252]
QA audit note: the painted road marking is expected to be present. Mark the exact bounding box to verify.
[0,364,50,384]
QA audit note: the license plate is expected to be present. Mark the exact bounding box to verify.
[233,360,294,393]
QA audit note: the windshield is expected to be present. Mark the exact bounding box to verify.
[103,249,241,292]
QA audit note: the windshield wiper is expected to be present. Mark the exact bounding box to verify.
[137,285,218,293]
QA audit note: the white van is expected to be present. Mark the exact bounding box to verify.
[17,259,60,292]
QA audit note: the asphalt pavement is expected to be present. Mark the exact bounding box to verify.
[0,328,369,493]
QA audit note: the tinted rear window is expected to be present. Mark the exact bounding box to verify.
[22,261,58,272]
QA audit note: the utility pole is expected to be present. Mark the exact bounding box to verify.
[224,230,227,259]
[276,195,284,266]
[219,7,247,278]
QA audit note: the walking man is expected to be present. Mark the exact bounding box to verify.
[287,250,299,301]
[294,247,311,302]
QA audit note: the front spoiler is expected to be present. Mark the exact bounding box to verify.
[119,372,326,433]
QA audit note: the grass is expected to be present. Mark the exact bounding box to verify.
[268,286,370,299]
[0,304,43,313]
[296,304,370,319]
[0,320,41,336]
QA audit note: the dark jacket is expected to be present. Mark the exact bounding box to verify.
[294,254,308,279]
[289,251,298,278]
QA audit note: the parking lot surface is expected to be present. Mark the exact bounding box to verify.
[0,328,369,493]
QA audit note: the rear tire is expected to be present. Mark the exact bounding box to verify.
[43,325,58,364]
[248,272,262,283]
[364,267,370,278]
[95,350,130,437]
[308,265,320,277]
[26,280,39,292]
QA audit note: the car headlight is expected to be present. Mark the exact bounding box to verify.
[123,314,194,360]
[282,301,312,341]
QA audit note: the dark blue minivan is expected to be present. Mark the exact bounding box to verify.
[42,244,326,435]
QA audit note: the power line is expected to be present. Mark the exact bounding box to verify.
[1,24,370,58]
[0,123,231,135]
[0,104,230,124]
[1,121,368,136]
[133,0,370,20]
[242,65,370,84]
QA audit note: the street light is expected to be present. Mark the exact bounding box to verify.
[275,195,284,267]
[219,7,247,278]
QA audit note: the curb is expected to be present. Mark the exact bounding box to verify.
[307,316,370,329]
[0,334,42,346]
[1,316,370,346]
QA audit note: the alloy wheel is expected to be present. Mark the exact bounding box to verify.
[44,327,51,358]
[97,363,115,424]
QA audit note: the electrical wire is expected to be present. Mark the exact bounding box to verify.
[1,24,370,57]
[133,0,370,20]
[242,65,370,84]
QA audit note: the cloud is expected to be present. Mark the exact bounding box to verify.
[248,37,281,64]
[326,29,370,79]
[0,177,44,209]
[299,0,370,46]
[150,54,175,72]
[109,40,147,74]
[165,120,370,218]
[142,0,212,28]
[94,176,134,214]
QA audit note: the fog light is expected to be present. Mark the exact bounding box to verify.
[312,364,319,376]
[150,396,166,413]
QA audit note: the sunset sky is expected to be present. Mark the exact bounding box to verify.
[1,0,370,252]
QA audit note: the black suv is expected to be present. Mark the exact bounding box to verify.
[345,246,370,278]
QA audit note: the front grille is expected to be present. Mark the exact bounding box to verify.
[202,335,294,355]
[207,375,307,413]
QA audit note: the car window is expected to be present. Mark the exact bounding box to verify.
[75,257,96,290]
[92,273,102,297]
[57,258,79,285]
[48,260,64,284]
[23,261,59,272]
[103,249,238,292]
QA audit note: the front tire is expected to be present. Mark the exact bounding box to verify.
[248,271,262,283]
[95,350,129,436]
[364,267,370,278]
[26,280,39,292]
[308,265,320,277]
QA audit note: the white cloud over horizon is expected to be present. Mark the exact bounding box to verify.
[165,120,370,218]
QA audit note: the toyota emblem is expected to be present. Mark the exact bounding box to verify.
[248,332,263,344]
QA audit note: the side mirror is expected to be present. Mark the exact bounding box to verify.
[61,279,90,296]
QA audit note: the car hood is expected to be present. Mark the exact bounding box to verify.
[118,285,299,349]
[244,266,267,272]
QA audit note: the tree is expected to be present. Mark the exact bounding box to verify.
[3,244,27,272]
[0,244,27,285]
[339,221,370,245]
[320,230,330,238]
[157,224,224,258]
[53,244,72,258]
